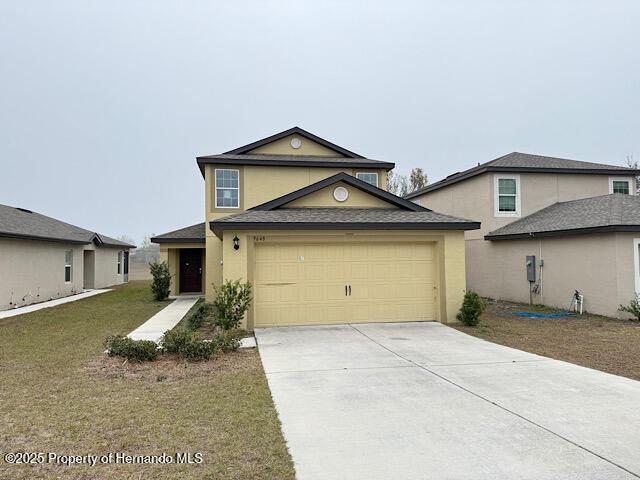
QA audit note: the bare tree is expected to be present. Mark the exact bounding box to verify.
[626,154,639,194]
[409,167,428,192]
[387,170,409,196]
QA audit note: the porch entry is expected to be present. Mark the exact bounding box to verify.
[179,248,203,293]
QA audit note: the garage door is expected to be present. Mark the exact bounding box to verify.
[254,242,436,327]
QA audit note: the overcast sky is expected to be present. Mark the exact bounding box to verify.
[1,1,638,243]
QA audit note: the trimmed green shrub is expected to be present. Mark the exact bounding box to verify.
[213,280,253,330]
[456,290,485,326]
[160,328,218,361]
[619,294,640,322]
[161,328,194,354]
[105,335,158,362]
[212,329,242,353]
[150,261,172,301]
[180,340,217,361]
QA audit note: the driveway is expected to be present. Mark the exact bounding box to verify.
[255,322,640,480]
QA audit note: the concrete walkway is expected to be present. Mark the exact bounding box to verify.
[256,322,640,480]
[0,289,111,319]
[128,297,199,342]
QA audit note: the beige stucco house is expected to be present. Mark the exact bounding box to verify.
[406,152,640,317]
[0,204,134,310]
[152,127,479,329]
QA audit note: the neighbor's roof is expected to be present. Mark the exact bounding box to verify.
[150,223,205,244]
[485,193,640,240]
[405,152,640,198]
[210,208,480,238]
[196,126,395,174]
[0,204,135,247]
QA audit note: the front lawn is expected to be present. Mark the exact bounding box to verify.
[0,281,294,480]
[453,299,640,381]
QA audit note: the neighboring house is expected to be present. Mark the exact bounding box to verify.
[406,152,640,317]
[0,204,134,310]
[152,127,479,328]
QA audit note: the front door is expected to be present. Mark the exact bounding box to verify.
[179,249,202,293]
[123,251,129,282]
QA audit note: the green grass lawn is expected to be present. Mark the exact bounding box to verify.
[0,281,294,479]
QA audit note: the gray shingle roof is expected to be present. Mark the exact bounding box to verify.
[0,204,134,247]
[485,193,640,240]
[406,152,640,198]
[211,208,479,238]
[151,223,205,243]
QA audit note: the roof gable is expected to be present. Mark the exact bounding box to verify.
[251,173,428,212]
[224,126,364,158]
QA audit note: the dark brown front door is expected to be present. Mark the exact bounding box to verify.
[179,249,202,293]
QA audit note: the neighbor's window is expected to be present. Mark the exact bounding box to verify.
[356,172,378,187]
[609,176,633,195]
[215,169,240,208]
[117,251,122,274]
[495,175,520,216]
[64,250,72,282]
[613,180,630,194]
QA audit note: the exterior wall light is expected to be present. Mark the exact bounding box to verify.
[233,236,240,250]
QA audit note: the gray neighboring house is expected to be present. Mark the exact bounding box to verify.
[406,152,640,317]
[0,204,134,311]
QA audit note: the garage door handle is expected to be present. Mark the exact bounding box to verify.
[345,285,348,296]
[348,285,351,296]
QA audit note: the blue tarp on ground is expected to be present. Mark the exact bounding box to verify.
[512,311,575,319]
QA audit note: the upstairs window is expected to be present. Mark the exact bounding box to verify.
[64,250,72,282]
[609,177,632,195]
[215,169,240,208]
[356,172,378,187]
[494,175,520,217]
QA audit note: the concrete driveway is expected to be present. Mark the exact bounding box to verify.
[255,322,640,480]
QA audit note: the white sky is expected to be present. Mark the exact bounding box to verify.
[1,0,639,242]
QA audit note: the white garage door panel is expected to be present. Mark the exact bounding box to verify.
[254,242,436,327]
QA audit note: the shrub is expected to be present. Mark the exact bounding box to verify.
[619,294,640,322]
[186,303,210,331]
[150,261,172,301]
[105,335,158,362]
[213,280,253,330]
[160,328,218,361]
[212,329,242,353]
[161,328,194,354]
[180,340,217,361]
[456,290,485,326]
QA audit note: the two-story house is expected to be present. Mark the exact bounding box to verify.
[151,127,479,329]
[406,152,640,317]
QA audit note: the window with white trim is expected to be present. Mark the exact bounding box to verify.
[117,251,122,274]
[494,175,521,217]
[64,250,72,282]
[215,169,240,208]
[609,176,633,195]
[356,172,378,187]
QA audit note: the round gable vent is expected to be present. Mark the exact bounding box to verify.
[333,186,349,202]
[290,137,302,149]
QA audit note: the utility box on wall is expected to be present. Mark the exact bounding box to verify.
[526,255,536,282]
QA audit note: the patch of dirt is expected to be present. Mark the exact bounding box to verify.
[85,350,258,383]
